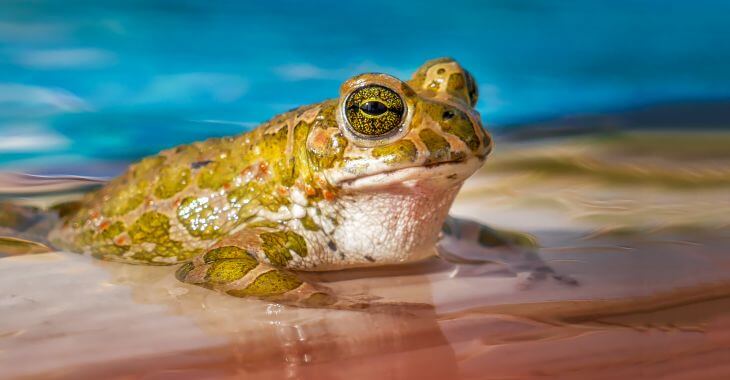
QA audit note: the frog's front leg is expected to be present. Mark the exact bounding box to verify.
[438,216,577,286]
[175,227,337,307]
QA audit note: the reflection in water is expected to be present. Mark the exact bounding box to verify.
[31,255,461,379]
[1,132,730,379]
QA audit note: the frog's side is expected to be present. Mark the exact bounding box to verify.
[47,58,547,307]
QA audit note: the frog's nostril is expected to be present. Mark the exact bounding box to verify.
[443,110,456,120]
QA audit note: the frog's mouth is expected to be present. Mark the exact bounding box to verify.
[339,157,485,190]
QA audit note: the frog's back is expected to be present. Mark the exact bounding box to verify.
[49,102,331,265]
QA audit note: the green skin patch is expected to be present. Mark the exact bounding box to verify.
[372,139,418,164]
[177,196,225,240]
[128,211,199,262]
[197,156,235,191]
[227,181,288,213]
[205,258,259,285]
[100,221,126,240]
[419,128,451,162]
[260,126,296,187]
[226,270,303,298]
[260,230,308,266]
[440,111,480,151]
[155,165,190,199]
[101,179,149,217]
[299,215,320,231]
[72,221,129,258]
[446,72,469,103]
[102,156,166,216]
[204,245,253,263]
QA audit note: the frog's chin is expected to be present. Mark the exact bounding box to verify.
[339,157,485,191]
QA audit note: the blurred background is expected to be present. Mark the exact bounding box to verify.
[1,0,728,176]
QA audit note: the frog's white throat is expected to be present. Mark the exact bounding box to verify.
[320,158,484,269]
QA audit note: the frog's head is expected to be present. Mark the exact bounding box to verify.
[316,57,492,189]
[295,58,494,267]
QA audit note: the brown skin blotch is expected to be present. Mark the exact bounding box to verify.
[191,160,213,169]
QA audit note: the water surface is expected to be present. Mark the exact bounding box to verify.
[1,132,729,379]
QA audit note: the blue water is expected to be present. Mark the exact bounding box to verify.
[1,0,729,173]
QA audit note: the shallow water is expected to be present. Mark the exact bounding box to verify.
[1,132,730,379]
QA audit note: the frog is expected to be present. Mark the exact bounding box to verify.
[5,58,569,308]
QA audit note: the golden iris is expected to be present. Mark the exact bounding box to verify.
[344,85,405,136]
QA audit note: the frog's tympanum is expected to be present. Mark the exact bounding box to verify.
[44,58,554,307]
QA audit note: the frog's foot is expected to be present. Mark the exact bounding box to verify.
[176,252,418,311]
[175,227,380,309]
[438,216,578,288]
[175,246,338,308]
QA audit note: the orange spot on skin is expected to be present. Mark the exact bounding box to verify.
[258,162,270,178]
[99,221,111,230]
[114,235,130,246]
[223,183,232,190]
[309,128,330,150]
[323,190,336,201]
[277,186,289,197]
[240,165,254,176]
[305,186,316,196]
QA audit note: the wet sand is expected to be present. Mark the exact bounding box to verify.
[1,131,729,379]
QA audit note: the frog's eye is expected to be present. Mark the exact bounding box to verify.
[343,85,406,139]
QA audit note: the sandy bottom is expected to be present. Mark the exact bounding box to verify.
[1,131,730,379]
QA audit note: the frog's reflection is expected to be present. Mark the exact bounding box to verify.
[94,259,460,380]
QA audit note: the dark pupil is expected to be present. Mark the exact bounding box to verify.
[360,101,388,116]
